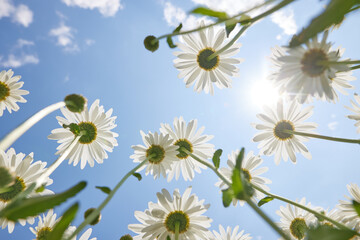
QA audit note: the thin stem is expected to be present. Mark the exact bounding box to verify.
[252,185,360,236]
[247,199,291,240]
[284,130,360,144]
[36,135,81,188]
[319,60,360,66]
[175,221,180,240]
[180,148,231,186]
[0,101,65,151]
[208,25,250,60]
[351,64,360,70]
[0,187,11,194]
[66,157,151,240]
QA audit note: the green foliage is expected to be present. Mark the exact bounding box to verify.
[167,23,183,49]
[132,173,142,181]
[64,94,86,113]
[352,200,360,217]
[0,166,13,189]
[35,184,46,193]
[84,208,101,225]
[235,148,245,170]
[258,196,274,207]
[96,186,111,194]
[190,7,228,20]
[144,35,159,52]
[222,188,233,208]
[306,225,356,240]
[47,203,79,240]
[289,0,359,47]
[212,149,222,169]
[0,181,86,221]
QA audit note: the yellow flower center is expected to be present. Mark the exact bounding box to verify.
[36,227,52,240]
[197,48,219,71]
[0,81,10,101]
[300,49,328,77]
[174,139,193,159]
[0,176,26,202]
[289,218,307,240]
[164,211,190,234]
[78,122,97,144]
[273,120,294,141]
[146,145,166,164]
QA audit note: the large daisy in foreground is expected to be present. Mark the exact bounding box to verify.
[160,116,214,181]
[0,148,53,233]
[48,99,118,169]
[0,69,29,116]
[128,187,212,240]
[270,32,353,103]
[252,99,317,164]
[173,21,242,95]
[209,225,252,240]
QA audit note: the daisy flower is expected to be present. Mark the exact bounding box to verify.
[173,21,242,95]
[338,183,360,230]
[30,209,96,240]
[346,94,360,134]
[252,99,317,164]
[209,225,252,240]
[130,131,178,179]
[0,69,29,116]
[215,150,271,206]
[48,99,118,169]
[0,148,53,233]
[128,187,212,240]
[160,116,214,181]
[270,31,354,103]
[276,198,317,240]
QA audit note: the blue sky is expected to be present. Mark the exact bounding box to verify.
[0,0,360,239]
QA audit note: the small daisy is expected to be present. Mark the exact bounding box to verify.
[160,116,214,181]
[0,69,29,116]
[215,150,271,206]
[346,94,360,134]
[210,225,252,240]
[130,131,178,179]
[276,198,317,240]
[338,183,360,230]
[48,99,118,169]
[252,99,317,164]
[270,32,354,103]
[0,148,53,233]
[128,187,212,240]
[30,209,96,240]
[173,21,242,95]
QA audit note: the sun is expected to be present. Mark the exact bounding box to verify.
[250,80,280,107]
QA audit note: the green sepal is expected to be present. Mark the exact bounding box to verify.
[190,7,228,20]
[132,173,142,181]
[0,181,86,221]
[0,166,13,188]
[96,186,111,195]
[352,200,360,217]
[257,196,274,207]
[225,20,237,38]
[235,148,245,170]
[63,123,80,136]
[231,168,244,200]
[212,149,222,169]
[47,202,79,240]
[167,23,183,49]
[35,184,46,193]
[306,225,356,240]
[144,35,159,52]
[222,188,234,208]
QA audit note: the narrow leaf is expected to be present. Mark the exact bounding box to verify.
[306,225,356,240]
[1,181,86,221]
[352,200,360,217]
[47,203,79,240]
[0,166,13,188]
[235,148,245,170]
[222,188,233,208]
[132,173,142,181]
[167,23,183,49]
[191,7,228,20]
[258,196,274,207]
[212,149,222,169]
[225,21,236,38]
[231,168,244,200]
[96,186,111,195]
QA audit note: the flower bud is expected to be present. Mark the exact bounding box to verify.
[144,35,159,52]
[64,94,87,113]
[84,208,101,225]
[120,234,133,240]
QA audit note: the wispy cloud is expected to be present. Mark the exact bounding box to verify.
[62,0,123,17]
[271,9,297,39]
[328,121,338,131]
[49,21,79,53]
[84,39,95,46]
[0,0,33,27]
[0,39,39,68]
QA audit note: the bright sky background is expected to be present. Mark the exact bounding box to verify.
[0,0,360,239]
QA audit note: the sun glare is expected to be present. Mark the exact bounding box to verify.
[250,80,280,107]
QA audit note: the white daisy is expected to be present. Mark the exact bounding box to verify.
[30,209,96,240]
[48,99,118,169]
[276,198,317,240]
[0,148,53,233]
[128,187,212,240]
[160,116,214,182]
[131,131,178,179]
[0,69,29,116]
[173,21,242,95]
[210,225,252,240]
[215,150,271,206]
[346,94,360,134]
[270,32,353,103]
[338,183,360,230]
[252,99,317,165]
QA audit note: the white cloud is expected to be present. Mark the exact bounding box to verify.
[0,0,33,27]
[16,39,34,48]
[0,54,39,68]
[271,9,297,36]
[85,39,95,46]
[328,121,338,131]
[49,22,79,52]
[62,0,123,17]
[64,75,70,82]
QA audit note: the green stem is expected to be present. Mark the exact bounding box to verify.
[0,101,65,151]
[351,64,360,70]
[208,25,250,60]
[252,185,360,236]
[319,60,360,66]
[175,221,180,240]
[65,157,151,240]
[247,199,291,240]
[284,130,360,144]
[0,187,11,194]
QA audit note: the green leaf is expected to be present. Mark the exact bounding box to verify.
[306,225,356,240]
[166,236,171,240]
[225,21,236,38]
[167,23,183,49]
[222,188,234,208]
[258,196,274,207]
[190,7,228,20]
[289,0,358,48]
[132,173,142,181]
[212,149,222,169]
[0,181,86,221]
[235,148,245,170]
[35,185,46,193]
[0,166,13,188]
[96,186,111,195]
[231,168,244,199]
[352,200,360,217]
[47,203,79,240]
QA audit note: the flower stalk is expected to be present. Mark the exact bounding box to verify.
[283,129,360,144]
[175,221,180,240]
